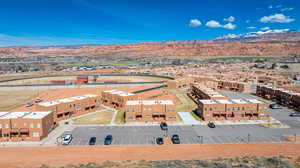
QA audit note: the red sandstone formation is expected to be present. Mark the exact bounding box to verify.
[0,32,299,58]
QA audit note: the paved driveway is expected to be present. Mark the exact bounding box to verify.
[178,112,200,125]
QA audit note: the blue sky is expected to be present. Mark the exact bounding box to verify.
[0,0,299,46]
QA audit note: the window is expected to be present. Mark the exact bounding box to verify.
[0,124,2,128]
[5,124,8,128]
[144,115,151,118]
[37,123,41,128]
[127,115,133,119]
[30,123,34,128]
[24,123,27,127]
[168,115,175,118]
[33,132,40,137]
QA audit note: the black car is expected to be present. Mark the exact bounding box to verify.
[104,135,113,145]
[207,122,216,128]
[88,137,97,145]
[269,104,282,109]
[160,122,168,130]
[156,137,164,145]
[289,112,300,117]
[171,134,180,144]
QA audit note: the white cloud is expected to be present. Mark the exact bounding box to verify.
[224,16,235,22]
[281,7,294,12]
[276,5,283,8]
[261,27,270,31]
[223,23,236,30]
[260,13,295,23]
[268,5,273,9]
[189,19,202,27]
[206,20,222,28]
[247,26,256,29]
[246,20,251,23]
[205,20,236,30]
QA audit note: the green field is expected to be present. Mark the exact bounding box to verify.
[204,56,281,62]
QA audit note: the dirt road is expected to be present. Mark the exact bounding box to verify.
[0,143,299,168]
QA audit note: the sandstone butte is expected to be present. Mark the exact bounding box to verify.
[0,41,299,58]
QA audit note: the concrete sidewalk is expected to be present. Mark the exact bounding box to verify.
[178,112,200,125]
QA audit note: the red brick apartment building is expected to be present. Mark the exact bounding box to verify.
[166,77,197,89]
[101,90,136,109]
[36,94,101,123]
[254,75,294,87]
[217,81,252,93]
[0,111,54,141]
[124,100,176,122]
[197,99,269,121]
[256,85,300,111]
[190,84,228,102]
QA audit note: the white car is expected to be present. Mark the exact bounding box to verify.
[62,134,73,145]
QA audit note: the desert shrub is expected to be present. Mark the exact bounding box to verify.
[38,156,298,168]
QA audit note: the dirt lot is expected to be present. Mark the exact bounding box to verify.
[74,110,113,125]
[0,89,47,111]
[11,85,160,112]
[0,75,168,85]
[0,143,299,168]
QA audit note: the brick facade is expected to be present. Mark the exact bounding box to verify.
[0,111,54,142]
[124,100,176,122]
[197,99,269,121]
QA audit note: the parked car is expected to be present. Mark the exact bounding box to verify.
[156,137,164,145]
[289,112,300,117]
[25,103,33,107]
[171,134,180,144]
[269,104,282,109]
[160,122,168,130]
[88,137,97,145]
[207,122,216,128]
[104,135,113,145]
[62,134,73,145]
[35,98,43,103]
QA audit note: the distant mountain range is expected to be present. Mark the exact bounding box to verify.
[141,30,300,44]
[0,30,299,58]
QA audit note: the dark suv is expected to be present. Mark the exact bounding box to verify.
[156,137,164,145]
[289,112,300,117]
[89,137,97,145]
[160,122,168,130]
[171,134,180,144]
[269,104,282,109]
[207,122,216,128]
[104,135,113,145]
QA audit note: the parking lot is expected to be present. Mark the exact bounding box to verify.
[60,91,300,146]
[61,123,298,146]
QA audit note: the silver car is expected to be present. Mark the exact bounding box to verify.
[62,134,73,145]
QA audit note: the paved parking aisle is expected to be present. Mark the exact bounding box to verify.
[178,112,200,125]
[60,123,300,146]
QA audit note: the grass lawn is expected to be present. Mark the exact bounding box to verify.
[0,90,45,111]
[114,110,125,124]
[74,110,113,125]
[164,88,201,121]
